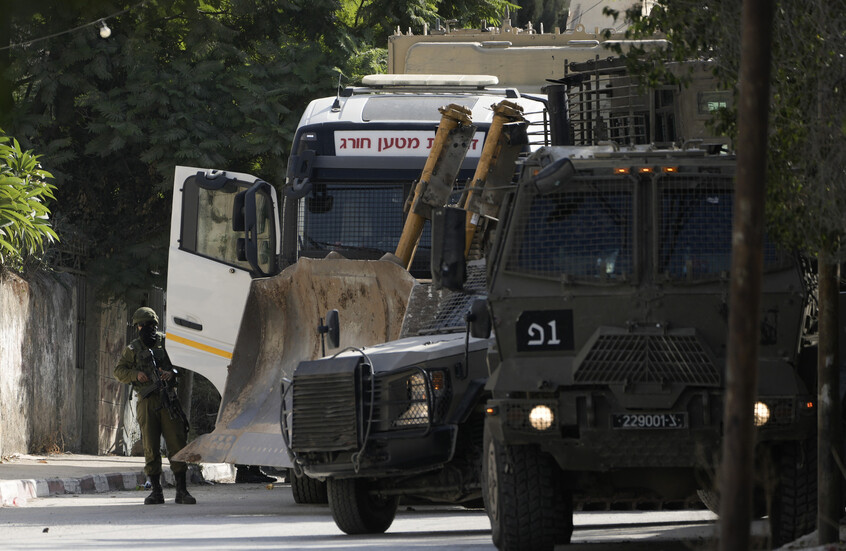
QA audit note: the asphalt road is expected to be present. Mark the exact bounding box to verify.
[0,481,766,550]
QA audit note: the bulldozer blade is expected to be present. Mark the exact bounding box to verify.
[173,256,416,467]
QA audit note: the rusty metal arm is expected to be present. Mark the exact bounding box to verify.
[460,100,527,256]
[394,104,475,269]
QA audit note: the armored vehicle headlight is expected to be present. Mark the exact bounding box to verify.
[753,401,770,427]
[408,373,427,401]
[529,405,555,431]
[393,372,429,427]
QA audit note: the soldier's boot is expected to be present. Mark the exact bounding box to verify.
[144,475,164,505]
[174,472,197,505]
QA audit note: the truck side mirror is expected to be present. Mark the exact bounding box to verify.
[233,189,246,232]
[318,309,340,353]
[467,298,491,339]
[325,309,340,349]
[532,156,576,195]
[431,206,467,291]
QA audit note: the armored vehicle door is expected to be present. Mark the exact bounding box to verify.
[165,166,281,393]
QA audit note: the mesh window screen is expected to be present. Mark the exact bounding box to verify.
[658,176,733,280]
[298,183,431,275]
[657,175,786,280]
[505,178,634,281]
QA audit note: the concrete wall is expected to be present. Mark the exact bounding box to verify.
[0,271,81,456]
[81,298,141,455]
[0,271,141,457]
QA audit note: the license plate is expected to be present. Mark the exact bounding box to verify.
[612,413,686,429]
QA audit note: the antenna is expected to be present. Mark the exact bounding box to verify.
[331,70,344,112]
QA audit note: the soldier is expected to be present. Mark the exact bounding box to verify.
[114,306,196,505]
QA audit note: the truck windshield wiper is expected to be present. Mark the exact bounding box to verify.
[302,236,392,256]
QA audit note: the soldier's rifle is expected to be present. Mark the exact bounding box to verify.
[139,349,190,433]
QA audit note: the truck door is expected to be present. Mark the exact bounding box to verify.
[165,166,280,393]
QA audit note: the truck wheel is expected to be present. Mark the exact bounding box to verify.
[696,489,720,514]
[290,469,328,504]
[770,438,817,548]
[696,488,766,518]
[327,477,398,534]
[482,429,573,550]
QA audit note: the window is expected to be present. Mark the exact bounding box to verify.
[181,175,277,275]
[507,179,634,280]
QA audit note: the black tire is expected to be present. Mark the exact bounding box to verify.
[696,488,767,518]
[696,489,720,514]
[290,469,328,504]
[327,477,398,534]
[482,428,573,550]
[770,438,817,548]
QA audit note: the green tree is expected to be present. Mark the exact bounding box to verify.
[508,0,570,31]
[343,0,516,40]
[610,0,845,545]
[3,0,517,301]
[0,129,58,270]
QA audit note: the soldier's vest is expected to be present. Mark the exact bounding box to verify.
[130,333,170,397]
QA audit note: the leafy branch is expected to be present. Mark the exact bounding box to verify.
[0,130,59,270]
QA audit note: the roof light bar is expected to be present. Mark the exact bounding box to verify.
[361,74,499,88]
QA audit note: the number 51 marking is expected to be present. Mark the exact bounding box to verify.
[516,310,574,351]
[527,320,562,346]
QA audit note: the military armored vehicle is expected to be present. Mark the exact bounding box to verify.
[436,58,819,549]
[276,97,530,532]
[284,262,493,533]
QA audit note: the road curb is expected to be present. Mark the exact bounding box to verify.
[0,463,235,506]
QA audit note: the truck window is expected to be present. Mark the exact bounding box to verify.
[658,176,788,280]
[361,96,478,122]
[181,177,276,274]
[507,180,634,280]
[298,183,431,276]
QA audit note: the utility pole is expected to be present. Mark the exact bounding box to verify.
[717,0,774,548]
[818,256,841,544]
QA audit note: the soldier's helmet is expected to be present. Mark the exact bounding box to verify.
[132,307,159,326]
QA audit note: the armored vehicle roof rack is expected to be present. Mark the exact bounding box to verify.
[545,58,730,151]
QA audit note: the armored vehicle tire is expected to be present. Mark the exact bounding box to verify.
[696,488,767,519]
[770,438,817,548]
[289,469,328,504]
[327,477,399,534]
[482,429,573,550]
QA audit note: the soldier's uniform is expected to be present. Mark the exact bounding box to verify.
[114,307,196,505]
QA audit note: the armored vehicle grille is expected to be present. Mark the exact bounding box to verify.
[766,397,796,425]
[575,332,720,386]
[291,371,358,452]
